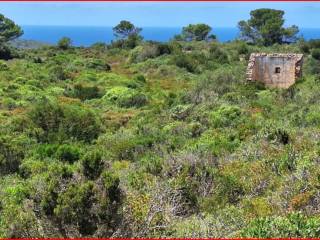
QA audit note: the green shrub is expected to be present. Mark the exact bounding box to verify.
[61,104,101,142]
[309,39,320,49]
[103,86,148,108]
[210,105,242,128]
[54,181,97,235]
[29,98,101,142]
[129,44,159,63]
[86,59,111,71]
[55,144,80,163]
[311,49,320,60]
[192,130,241,156]
[49,65,68,81]
[139,154,163,175]
[39,163,73,215]
[236,42,249,55]
[306,109,320,126]
[68,83,103,101]
[0,60,9,71]
[241,212,320,238]
[81,150,104,179]
[204,174,244,209]
[57,37,72,50]
[172,54,198,73]
[0,136,25,175]
[101,170,121,202]
[209,44,229,64]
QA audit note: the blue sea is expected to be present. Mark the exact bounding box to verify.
[20,25,320,47]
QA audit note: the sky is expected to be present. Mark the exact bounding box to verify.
[0,2,320,28]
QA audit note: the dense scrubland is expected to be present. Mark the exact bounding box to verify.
[2,9,320,238]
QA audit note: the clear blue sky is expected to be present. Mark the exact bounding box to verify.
[0,2,319,28]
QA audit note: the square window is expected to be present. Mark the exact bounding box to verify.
[275,67,281,74]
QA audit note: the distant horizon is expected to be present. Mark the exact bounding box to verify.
[18,25,320,47]
[1,2,320,28]
[20,25,320,30]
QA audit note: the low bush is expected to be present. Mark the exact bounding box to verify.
[172,54,198,73]
[86,59,111,71]
[29,98,101,142]
[103,86,148,108]
[311,48,320,60]
[81,150,104,179]
[67,83,103,101]
[241,212,320,238]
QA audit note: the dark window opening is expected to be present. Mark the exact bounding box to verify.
[275,67,281,74]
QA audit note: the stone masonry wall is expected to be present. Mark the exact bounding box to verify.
[246,53,303,88]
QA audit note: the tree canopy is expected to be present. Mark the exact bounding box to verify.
[0,13,23,43]
[57,37,72,50]
[113,20,142,39]
[177,23,215,41]
[238,8,299,46]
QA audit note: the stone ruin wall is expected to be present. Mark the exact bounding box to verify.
[246,53,303,88]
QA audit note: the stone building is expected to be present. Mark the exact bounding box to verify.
[246,53,303,88]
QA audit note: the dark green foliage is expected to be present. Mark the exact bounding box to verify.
[86,59,111,71]
[39,163,73,215]
[311,48,320,60]
[68,83,103,101]
[29,98,101,143]
[49,65,68,81]
[209,44,229,64]
[55,144,80,163]
[57,37,72,50]
[238,8,299,46]
[111,34,143,49]
[52,172,121,235]
[236,41,249,55]
[309,39,320,49]
[299,39,310,54]
[0,13,23,43]
[28,98,64,139]
[0,60,8,70]
[102,171,121,202]
[113,20,142,39]
[81,150,104,179]
[61,104,101,142]
[157,43,172,55]
[179,23,214,41]
[172,53,198,73]
[111,21,143,49]
[0,44,16,60]
[215,174,245,206]
[0,136,25,175]
[54,181,98,235]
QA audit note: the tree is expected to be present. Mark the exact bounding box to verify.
[238,8,299,46]
[113,20,142,39]
[179,24,214,41]
[0,13,23,43]
[57,37,72,50]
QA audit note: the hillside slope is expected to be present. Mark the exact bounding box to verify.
[1,40,320,237]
